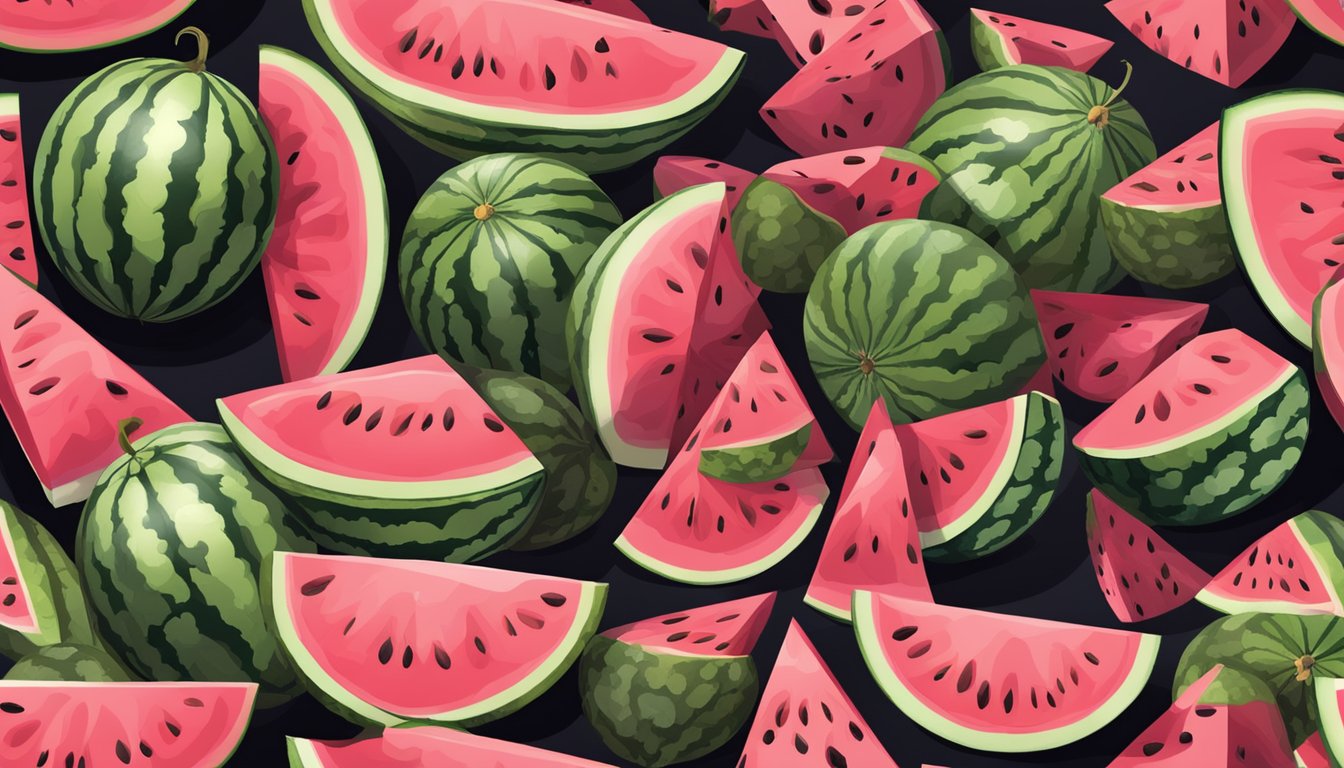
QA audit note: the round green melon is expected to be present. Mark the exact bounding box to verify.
[804,220,1045,428]
[33,30,278,322]
[4,643,132,682]
[732,178,845,293]
[76,422,315,709]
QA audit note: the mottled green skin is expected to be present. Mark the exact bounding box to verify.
[925,392,1064,562]
[0,500,100,661]
[698,423,811,484]
[580,637,758,767]
[907,65,1156,292]
[400,154,622,390]
[34,58,278,322]
[1079,371,1309,526]
[969,12,1017,70]
[77,423,315,708]
[4,642,132,682]
[731,178,845,293]
[804,220,1045,428]
[1100,198,1235,289]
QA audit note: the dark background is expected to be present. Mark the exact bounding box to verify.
[1,1,1343,766]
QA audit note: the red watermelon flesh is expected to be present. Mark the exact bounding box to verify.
[0,268,190,506]
[1287,0,1344,46]
[1087,489,1210,623]
[600,592,774,656]
[708,0,776,38]
[1019,363,1057,397]
[761,145,942,234]
[290,726,618,767]
[1105,0,1295,87]
[1196,510,1344,616]
[1296,732,1331,768]
[0,682,256,768]
[1031,290,1208,403]
[557,0,649,22]
[0,97,35,286]
[1316,269,1344,429]
[739,620,900,768]
[1103,122,1220,211]
[0,507,38,636]
[762,0,947,156]
[0,0,196,52]
[758,0,877,65]
[839,397,894,510]
[970,8,1113,71]
[653,156,755,208]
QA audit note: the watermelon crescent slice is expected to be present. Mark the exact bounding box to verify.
[1197,510,1344,617]
[1314,268,1344,429]
[1314,679,1344,767]
[0,0,197,52]
[0,95,35,286]
[287,726,619,767]
[1287,0,1344,46]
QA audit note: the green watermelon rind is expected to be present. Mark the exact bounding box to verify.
[0,1,198,53]
[3,643,132,682]
[287,736,320,767]
[698,423,811,484]
[1099,197,1235,289]
[1315,678,1344,764]
[731,178,847,294]
[968,10,1020,71]
[0,501,100,661]
[1196,511,1344,617]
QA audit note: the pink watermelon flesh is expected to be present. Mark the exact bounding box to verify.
[0,0,196,52]
[762,0,947,156]
[1019,363,1057,397]
[0,268,190,506]
[1287,0,1344,45]
[601,592,774,656]
[1031,289,1208,403]
[838,398,894,510]
[0,510,38,635]
[0,682,256,768]
[1105,0,1295,87]
[761,146,941,234]
[759,0,878,65]
[739,620,900,768]
[653,156,754,208]
[1074,329,1293,454]
[557,0,649,22]
[709,0,775,38]
[1316,271,1344,429]
[294,726,618,767]
[1297,732,1331,768]
[1087,489,1210,622]
[1197,511,1344,616]
[971,8,1113,71]
[1103,122,1220,211]
[0,105,35,286]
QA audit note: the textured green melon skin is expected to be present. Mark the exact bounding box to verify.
[77,423,314,709]
[579,636,758,767]
[1078,371,1309,526]
[1100,198,1235,289]
[4,642,132,682]
[732,178,845,293]
[0,500,100,661]
[697,423,811,484]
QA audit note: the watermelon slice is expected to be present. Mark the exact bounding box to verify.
[757,0,878,65]
[739,620,900,768]
[652,156,754,207]
[708,0,774,38]
[1298,732,1331,768]
[1074,329,1310,526]
[1030,290,1208,403]
[0,499,99,660]
[1197,510,1344,617]
[0,681,255,767]
[269,551,606,727]
[1105,0,1295,88]
[1315,268,1344,429]
[1088,489,1210,622]
[0,95,35,287]
[853,591,1161,752]
[301,0,745,173]
[1287,0,1344,45]
[0,0,196,52]
[0,267,190,506]
[288,726,618,767]
[258,46,387,383]
[969,9,1113,72]
[600,592,775,656]
[557,0,648,22]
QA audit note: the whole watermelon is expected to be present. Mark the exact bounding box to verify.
[76,422,314,708]
[804,220,1044,427]
[34,29,278,322]
[400,154,622,390]
[907,64,1156,292]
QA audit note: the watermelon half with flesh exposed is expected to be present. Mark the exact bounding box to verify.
[0,95,35,286]
[0,681,255,767]
[289,726,618,767]
[653,156,754,208]
[1197,510,1344,617]
[853,591,1160,752]
[1088,489,1210,623]
[0,267,190,506]
[258,46,387,383]
[969,8,1113,72]
[0,0,196,52]
[1287,0,1344,45]
[1223,90,1344,347]
[269,551,606,727]
[1030,289,1208,403]
[1314,268,1344,429]
[557,0,648,22]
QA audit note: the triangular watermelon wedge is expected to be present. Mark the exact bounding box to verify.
[759,146,942,234]
[288,726,619,767]
[653,156,755,207]
[1197,510,1344,617]
[0,95,35,286]
[969,8,1113,72]
[0,268,190,506]
[601,592,775,655]
[1088,489,1210,622]
[757,0,879,65]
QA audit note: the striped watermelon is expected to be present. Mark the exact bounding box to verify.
[34,29,278,322]
[77,422,315,707]
[1197,510,1344,617]
[908,64,1156,292]
[3,643,130,682]
[401,154,621,390]
[0,95,35,286]
[288,726,618,767]
[0,500,99,661]
[803,219,1044,428]
[0,1,197,52]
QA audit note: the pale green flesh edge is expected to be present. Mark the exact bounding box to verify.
[286,737,322,768]
[802,591,853,623]
[1316,678,1344,766]
[1196,517,1344,616]
[0,504,39,636]
[852,590,1160,753]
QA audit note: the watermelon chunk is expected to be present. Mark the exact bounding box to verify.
[0,268,190,506]
[652,156,754,208]
[708,0,775,38]
[1088,489,1210,622]
[1030,290,1208,403]
[557,0,648,22]
[1287,0,1344,45]
[757,0,879,65]
[853,591,1160,752]
[969,9,1113,72]
[0,0,196,52]
[270,551,606,727]
[1315,268,1344,429]
[1298,732,1331,768]
[289,726,618,767]
[0,96,35,286]
[1197,510,1344,617]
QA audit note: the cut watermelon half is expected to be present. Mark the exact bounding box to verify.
[1315,268,1344,429]
[1288,0,1344,45]
[969,8,1113,72]
[1106,0,1295,88]
[0,0,196,52]
[739,620,899,768]
[708,0,774,38]
[757,145,942,234]
[1223,90,1344,347]
[288,726,618,767]
[0,681,255,767]
[853,591,1160,752]
[0,267,190,506]
[652,156,754,208]
[0,95,35,286]
[269,551,606,727]
[1298,732,1331,768]
[1030,289,1208,403]
[1197,510,1344,617]
[557,0,648,22]
[601,592,774,656]
[1088,489,1210,623]
[259,46,387,383]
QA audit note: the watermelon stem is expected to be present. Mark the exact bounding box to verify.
[1087,60,1133,129]
[117,417,145,462]
[1295,654,1316,682]
[850,349,876,375]
[474,203,495,221]
[174,27,210,73]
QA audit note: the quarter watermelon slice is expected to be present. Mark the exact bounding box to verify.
[557,0,648,22]
[0,681,255,768]
[0,267,190,506]
[269,551,606,727]
[853,591,1160,752]
[0,95,35,286]
[652,156,754,207]
[258,46,387,383]
[1197,510,1344,617]
[739,620,900,768]
[1088,489,1210,622]
[1030,289,1208,403]
[1287,0,1344,45]
[1314,268,1344,429]
[0,0,196,52]
[289,726,618,767]
[969,9,1113,72]
[218,355,544,562]
[1105,0,1296,87]
[1074,329,1309,526]
[301,0,745,173]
